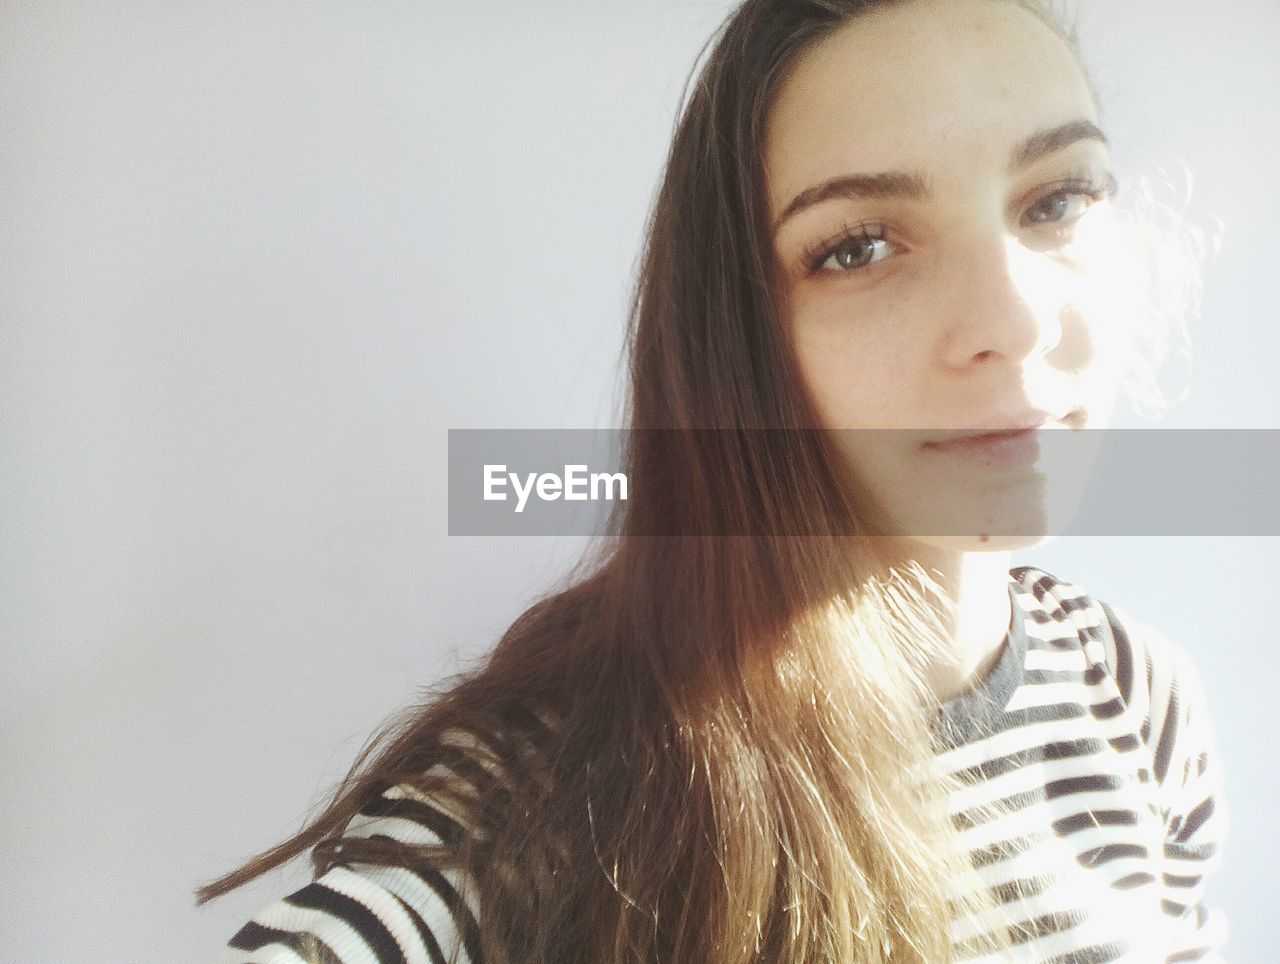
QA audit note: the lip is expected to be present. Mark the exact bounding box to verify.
[920,408,1077,467]
[926,410,1060,445]
[922,426,1045,467]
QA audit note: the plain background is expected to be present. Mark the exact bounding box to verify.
[2,1,1277,960]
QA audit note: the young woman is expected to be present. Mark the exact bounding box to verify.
[199,0,1226,960]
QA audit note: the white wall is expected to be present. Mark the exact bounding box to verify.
[2,2,1275,960]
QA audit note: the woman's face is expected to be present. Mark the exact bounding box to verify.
[765,0,1137,550]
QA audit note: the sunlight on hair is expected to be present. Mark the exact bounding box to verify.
[770,556,1035,958]
[1115,161,1219,420]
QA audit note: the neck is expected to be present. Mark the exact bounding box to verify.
[875,540,1015,703]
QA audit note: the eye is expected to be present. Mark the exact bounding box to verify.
[803,224,894,276]
[1027,192,1088,224]
[1022,174,1118,228]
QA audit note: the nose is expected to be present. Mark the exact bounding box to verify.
[938,233,1069,367]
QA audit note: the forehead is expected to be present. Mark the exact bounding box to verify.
[764,0,1098,213]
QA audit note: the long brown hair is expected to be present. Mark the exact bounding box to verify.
[198,1,1103,960]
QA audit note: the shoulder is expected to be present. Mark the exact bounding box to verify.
[1010,565,1214,762]
[217,782,483,964]
[215,720,555,964]
[1009,564,1130,680]
[1011,564,1162,692]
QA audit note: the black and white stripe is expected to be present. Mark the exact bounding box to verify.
[216,566,1227,963]
[935,567,1227,962]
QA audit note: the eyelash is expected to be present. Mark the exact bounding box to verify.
[800,173,1120,277]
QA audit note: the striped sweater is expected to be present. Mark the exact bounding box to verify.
[215,566,1228,963]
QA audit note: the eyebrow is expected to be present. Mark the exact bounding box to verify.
[771,118,1109,235]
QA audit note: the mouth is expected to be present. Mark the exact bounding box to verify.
[921,425,1047,467]
[921,407,1084,446]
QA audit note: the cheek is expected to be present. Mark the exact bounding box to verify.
[1068,212,1149,348]
[1052,238,1144,428]
[791,304,918,429]
[1070,272,1145,416]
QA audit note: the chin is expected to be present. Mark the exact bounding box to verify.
[914,532,1054,553]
